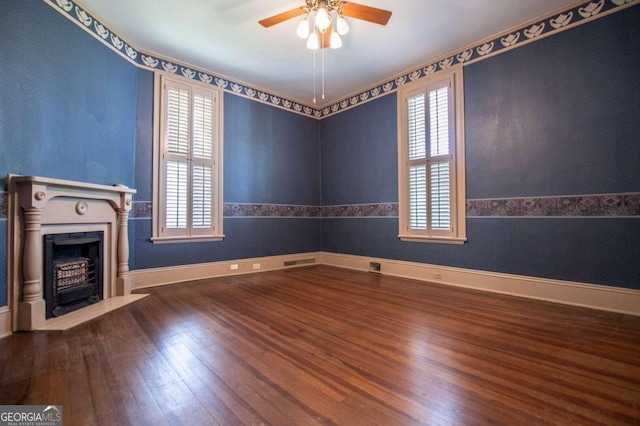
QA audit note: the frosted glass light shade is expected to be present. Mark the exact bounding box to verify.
[315,7,331,31]
[330,29,342,49]
[296,18,310,38]
[306,31,319,50]
[336,15,349,35]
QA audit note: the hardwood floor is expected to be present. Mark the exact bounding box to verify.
[1,265,639,425]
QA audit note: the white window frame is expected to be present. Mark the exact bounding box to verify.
[397,66,466,244]
[151,71,224,244]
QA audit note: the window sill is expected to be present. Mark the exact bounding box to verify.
[150,235,225,244]
[398,234,467,245]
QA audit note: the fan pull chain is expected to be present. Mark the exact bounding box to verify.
[312,47,317,104]
[321,37,325,100]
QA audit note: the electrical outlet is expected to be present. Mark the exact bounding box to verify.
[230,264,239,270]
[369,262,381,273]
[253,263,261,270]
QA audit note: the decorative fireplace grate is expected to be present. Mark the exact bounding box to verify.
[54,258,89,290]
[44,232,104,318]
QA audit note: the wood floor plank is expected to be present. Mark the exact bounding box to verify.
[156,287,325,425]
[0,333,35,405]
[1,265,639,425]
[130,294,252,425]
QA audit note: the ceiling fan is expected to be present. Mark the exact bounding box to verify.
[259,0,392,49]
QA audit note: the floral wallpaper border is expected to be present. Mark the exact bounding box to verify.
[128,194,640,220]
[224,204,323,218]
[45,0,637,119]
[4,194,639,220]
[131,201,152,219]
[322,204,399,218]
[5,195,639,221]
[466,193,640,217]
[321,0,638,118]
[130,202,398,219]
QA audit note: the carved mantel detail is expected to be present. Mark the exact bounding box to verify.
[7,175,136,331]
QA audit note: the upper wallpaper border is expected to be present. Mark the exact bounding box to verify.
[46,0,637,119]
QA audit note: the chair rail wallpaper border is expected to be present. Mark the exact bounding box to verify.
[128,194,640,219]
[466,193,640,218]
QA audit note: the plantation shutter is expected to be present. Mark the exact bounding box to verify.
[428,86,451,231]
[405,79,454,235]
[191,91,214,232]
[165,85,190,230]
[407,93,427,230]
[161,79,216,237]
[165,161,188,229]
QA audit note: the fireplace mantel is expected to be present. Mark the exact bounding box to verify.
[7,175,137,331]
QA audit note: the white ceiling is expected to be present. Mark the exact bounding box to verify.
[78,0,579,106]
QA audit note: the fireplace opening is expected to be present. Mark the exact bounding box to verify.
[43,232,104,318]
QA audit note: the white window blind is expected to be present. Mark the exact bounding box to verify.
[406,85,452,233]
[409,164,427,230]
[154,73,223,242]
[398,68,466,243]
[192,164,212,228]
[165,160,188,229]
[166,87,189,155]
[428,86,451,231]
[430,161,450,230]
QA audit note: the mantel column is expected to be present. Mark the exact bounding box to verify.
[115,199,132,295]
[19,206,46,330]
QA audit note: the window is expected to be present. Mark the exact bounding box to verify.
[397,67,466,244]
[152,72,224,243]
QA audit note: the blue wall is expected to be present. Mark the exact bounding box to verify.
[2,0,639,308]
[0,0,138,305]
[320,94,398,205]
[0,1,322,286]
[465,6,640,198]
[134,218,321,268]
[225,95,321,206]
[132,81,322,270]
[321,5,640,289]
[0,0,136,187]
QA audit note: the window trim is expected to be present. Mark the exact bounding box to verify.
[151,70,224,244]
[397,66,466,244]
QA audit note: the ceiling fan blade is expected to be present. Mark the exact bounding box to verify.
[259,7,306,28]
[341,2,392,25]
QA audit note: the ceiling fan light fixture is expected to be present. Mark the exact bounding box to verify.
[259,0,392,103]
[296,17,310,38]
[315,5,331,32]
[306,31,320,50]
[329,29,342,49]
[336,15,349,36]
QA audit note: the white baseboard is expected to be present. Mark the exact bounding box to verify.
[132,250,640,316]
[4,251,637,338]
[0,307,11,338]
[319,252,640,317]
[131,252,322,289]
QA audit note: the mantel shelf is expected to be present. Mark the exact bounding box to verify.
[10,175,136,195]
